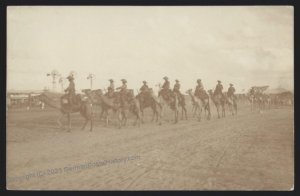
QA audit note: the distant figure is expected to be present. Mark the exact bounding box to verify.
[159,76,170,98]
[107,79,115,98]
[64,75,76,106]
[116,79,128,106]
[227,83,236,98]
[194,79,207,100]
[139,81,150,104]
[214,80,224,98]
[173,79,181,97]
[140,81,149,93]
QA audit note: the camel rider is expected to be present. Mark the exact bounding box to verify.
[194,79,206,99]
[140,81,149,93]
[64,75,76,106]
[116,79,128,106]
[228,83,236,99]
[159,76,170,98]
[139,81,149,103]
[107,79,115,98]
[173,79,181,97]
[214,80,225,98]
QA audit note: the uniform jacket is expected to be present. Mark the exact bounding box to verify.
[117,84,127,93]
[173,83,180,92]
[228,86,235,96]
[162,81,170,90]
[65,81,75,94]
[140,84,149,92]
[108,83,115,91]
[214,84,223,95]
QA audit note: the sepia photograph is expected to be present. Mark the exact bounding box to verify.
[6,6,294,190]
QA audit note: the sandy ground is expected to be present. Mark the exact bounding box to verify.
[6,102,294,190]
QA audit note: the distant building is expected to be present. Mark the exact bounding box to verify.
[6,90,44,109]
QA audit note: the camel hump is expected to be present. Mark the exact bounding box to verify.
[101,96,115,107]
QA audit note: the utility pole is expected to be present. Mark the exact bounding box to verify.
[87,73,95,90]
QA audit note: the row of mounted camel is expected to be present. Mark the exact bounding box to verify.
[37,87,238,132]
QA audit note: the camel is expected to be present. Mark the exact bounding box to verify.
[186,89,211,121]
[157,87,180,124]
[208,90,226,119]
[84,89,141,128]
[136,89,162,124]
[38,92,93,132]
[177,93,188,120]
[119,91,142,128]
[224,92,237,116]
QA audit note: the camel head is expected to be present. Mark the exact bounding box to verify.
[94,89,103,96]
[81,89,91,95]
[185,89,193,94]
[207,89,213,96]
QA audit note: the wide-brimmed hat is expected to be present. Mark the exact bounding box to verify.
[163,76,168,80]
[109,79,114,82]
[121,79,127,83]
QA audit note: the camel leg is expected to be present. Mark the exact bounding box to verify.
[81,117,89,131]
[99,109,105,121]
[161,105,165,122]
[57,113,66,129]
[198,107,202,122]
[122,110,127,126]
[90,117,93,132]
[105,114,109,127]
[157,108,161,124]
[174,109,179,124]
[67,113,71,132]
[135,111,141,127]
[117,110,122,129]
[205,103,210,120]
[207,106,211,120]
[152,110,157,123]
[192,105,197,118]
[183,106,188,120]
[141,109,145,124]
[217,105,220,119]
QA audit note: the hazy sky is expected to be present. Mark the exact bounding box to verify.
[7,6,293,93]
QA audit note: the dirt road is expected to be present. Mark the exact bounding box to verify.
[6,104,294,190]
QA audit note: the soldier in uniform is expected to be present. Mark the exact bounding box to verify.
[214,80,225,98]
[227,84,236,98]
[159,76,170,98]
[194,79,205,99]
[64,75,76,106]
[173,79,181,97]
[139,81,149,104]
[107,79,115,98]
[116,79,128,106]
[140,81,149,93]
[173,79,184,102]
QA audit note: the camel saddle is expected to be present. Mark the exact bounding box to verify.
[61,94,82,107]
